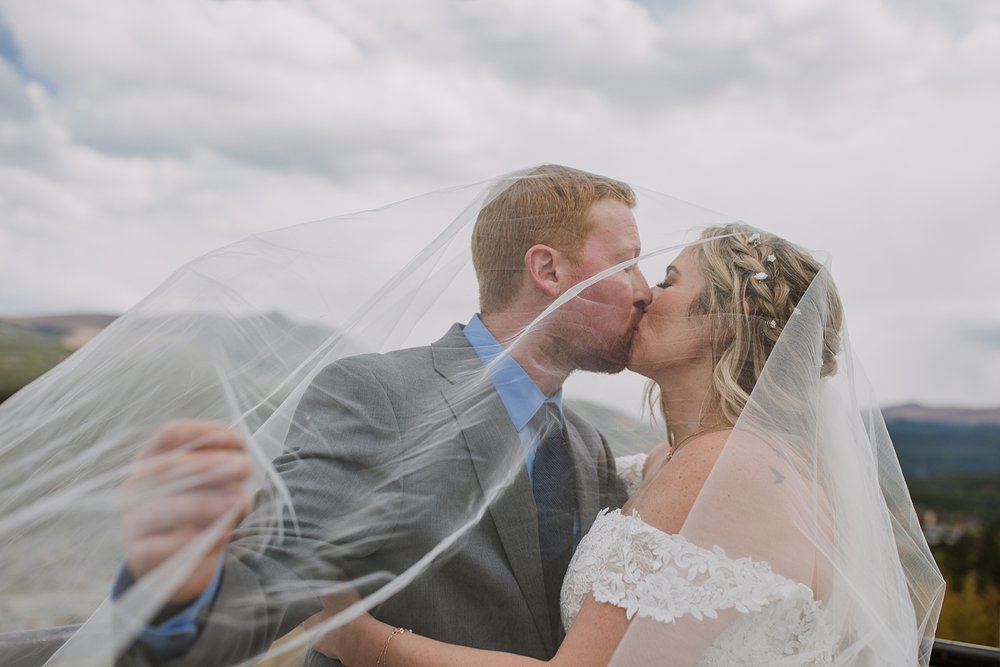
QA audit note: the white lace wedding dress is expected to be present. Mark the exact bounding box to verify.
[559,454,836,666]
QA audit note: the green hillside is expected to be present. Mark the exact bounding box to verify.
[0,321,72,403]
[2,312,998,525]
[908,471,1000,523]
[888,422,1000,479]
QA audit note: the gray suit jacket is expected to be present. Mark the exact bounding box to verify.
[123,323,627,666]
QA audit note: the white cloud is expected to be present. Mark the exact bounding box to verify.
[0,0,997,407]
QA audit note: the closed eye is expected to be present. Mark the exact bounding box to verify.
[658,265,679,289]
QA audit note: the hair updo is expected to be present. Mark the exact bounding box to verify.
[651,224,844,429]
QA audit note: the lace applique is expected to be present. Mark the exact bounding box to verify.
[614,453,647,497]
[561,509,834,666]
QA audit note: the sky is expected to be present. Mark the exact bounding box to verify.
[1,0,998,409]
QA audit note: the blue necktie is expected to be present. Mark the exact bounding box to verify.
[531,404,576,642]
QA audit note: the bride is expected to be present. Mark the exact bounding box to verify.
[304,224,944,666]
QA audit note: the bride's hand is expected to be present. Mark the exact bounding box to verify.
[302,589,390,666]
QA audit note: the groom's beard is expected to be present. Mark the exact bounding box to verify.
[571,306,645,375]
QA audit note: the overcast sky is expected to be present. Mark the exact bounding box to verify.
[1,0,998,409]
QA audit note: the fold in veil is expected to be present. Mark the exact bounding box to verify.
[0,168,942,666]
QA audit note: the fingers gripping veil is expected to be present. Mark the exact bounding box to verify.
[0,166,943,666]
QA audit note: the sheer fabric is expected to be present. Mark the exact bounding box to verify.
[604,268,944,666]
[0,168,943,666]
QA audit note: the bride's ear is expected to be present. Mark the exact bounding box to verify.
[524,244,563,299]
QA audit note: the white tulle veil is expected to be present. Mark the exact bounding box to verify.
[0,167,942,666]
[609,258,944,666]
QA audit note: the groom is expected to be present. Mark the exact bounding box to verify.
[116,165,651,666]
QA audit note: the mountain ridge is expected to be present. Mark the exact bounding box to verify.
[881,403,1000,427]
[2,313,998,422]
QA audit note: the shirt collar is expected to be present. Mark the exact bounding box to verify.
[462,314,563,432]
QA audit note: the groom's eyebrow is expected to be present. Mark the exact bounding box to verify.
[619,247,641,262]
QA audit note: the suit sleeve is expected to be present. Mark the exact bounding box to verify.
[118,356,404,666]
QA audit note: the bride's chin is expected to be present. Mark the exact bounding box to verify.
[626,364,653,379]
[625,351,656,378]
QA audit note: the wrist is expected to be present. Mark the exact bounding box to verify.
[372,622,411,667]
[350,616,391,667]
[166,556,218,604]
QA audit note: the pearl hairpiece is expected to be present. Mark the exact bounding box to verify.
[767,254,776,263]
[768,319,777,329]
[753,272,768,281]
[748,233,761,246]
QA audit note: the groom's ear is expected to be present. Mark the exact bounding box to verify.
[524,244,563,299]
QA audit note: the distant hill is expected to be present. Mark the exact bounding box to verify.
[883,402,1000,428]
[568,400,1000,480]
[0,315,119,403]
[881,404,1000,482]
[908,470,1000,523]
[887,421,1000,479]
[3,313,119,329]
[0,311,342,406]
[2,311,998,483]
[0,313,118,349]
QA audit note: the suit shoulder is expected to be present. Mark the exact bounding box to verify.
[354,345,433,374]
[313,345,435,391]
[316,322,466,389]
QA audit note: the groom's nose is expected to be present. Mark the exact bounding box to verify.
[631,266,652,310]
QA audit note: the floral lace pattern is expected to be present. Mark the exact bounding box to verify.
[614,453,647,497]
[561,509,834,666]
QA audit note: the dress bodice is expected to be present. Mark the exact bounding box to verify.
[560,509,835,666]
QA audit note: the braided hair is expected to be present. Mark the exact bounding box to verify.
[650,224,844,428]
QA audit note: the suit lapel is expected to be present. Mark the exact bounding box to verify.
[432,326,554,649]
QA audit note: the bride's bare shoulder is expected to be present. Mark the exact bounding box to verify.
[626,429,732,534]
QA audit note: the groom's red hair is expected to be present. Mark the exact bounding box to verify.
[472,164,635,314]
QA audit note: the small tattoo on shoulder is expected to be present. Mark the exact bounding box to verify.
[768,465,785,484]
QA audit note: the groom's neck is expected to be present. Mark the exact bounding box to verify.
[479,311,573,397]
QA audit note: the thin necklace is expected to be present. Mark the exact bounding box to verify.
[667,425,731,461]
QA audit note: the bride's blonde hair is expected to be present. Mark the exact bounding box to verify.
[647,224,843,430]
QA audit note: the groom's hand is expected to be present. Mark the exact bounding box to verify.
[121,420,253,604]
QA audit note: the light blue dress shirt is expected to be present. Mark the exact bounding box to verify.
[462,313,564,483]
[111,558,224,657]
[463,315,580,545]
